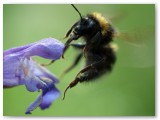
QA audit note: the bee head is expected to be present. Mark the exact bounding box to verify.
[72,17,99,38]
[63,5,100,53]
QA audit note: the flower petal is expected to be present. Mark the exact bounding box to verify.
[21,58,53,92]
[4,38,64,60]
[4,43,33,57]
[32,61,59,83]
[3,38,64,88]
[3,55,24,87]
[25,78,60,114]
[40,85,60,110]
[25,94,42,114]
[3,38,63,114]
[23,38,64,59]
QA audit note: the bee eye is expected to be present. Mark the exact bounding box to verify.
[75,26,80,31]
[73,26,81,35]
[80,18,89,25]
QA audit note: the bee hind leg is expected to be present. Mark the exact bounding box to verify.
[75,58,105,78]
[63,58,105,100]
[63,77,80,100]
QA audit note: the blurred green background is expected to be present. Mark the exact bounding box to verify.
[3,4,155,116]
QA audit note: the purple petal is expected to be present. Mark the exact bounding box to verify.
[3,38,64,88]
[3,55,24,87]
[3,38,63,114]
[40,85,60,110]
[4,43,34,57]
[4,38,64,60]
[25,80,60,114]
[20,59,57,92]
[25,94,42,114]
[23,38,64,59]
[32,62,59,83]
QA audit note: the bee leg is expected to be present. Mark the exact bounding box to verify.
[61,43,86,77]
[40,43,84,66]
[64,22,78,38]
[60,52,83,78]
[70,43,86,50]
[41,60,55,66]
[62,58,105,100]
[75,58,105,78]
[63,77,80,100]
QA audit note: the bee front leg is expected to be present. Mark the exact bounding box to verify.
[70,43,86,49]
[60,43,85,78]
[41,60,55,66]
[64,22,78,38]
[60,52,83,78]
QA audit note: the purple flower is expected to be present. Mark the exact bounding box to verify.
[3,38,64,114]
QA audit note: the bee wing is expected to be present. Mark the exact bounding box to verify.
[115,26,155,46]
[114,26,155,68]
[107,11,127,24]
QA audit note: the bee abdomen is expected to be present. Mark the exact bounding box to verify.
[78,48,116,83]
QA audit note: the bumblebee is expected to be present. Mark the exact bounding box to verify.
[62,4,117,99]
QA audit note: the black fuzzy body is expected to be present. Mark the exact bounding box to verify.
[78,24,116,82]
[63,12,117,96]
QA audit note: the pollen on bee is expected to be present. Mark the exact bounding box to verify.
[91,12,109,36]
[110,43,118,52]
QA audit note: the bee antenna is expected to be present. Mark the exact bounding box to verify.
[71,4,82,20]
